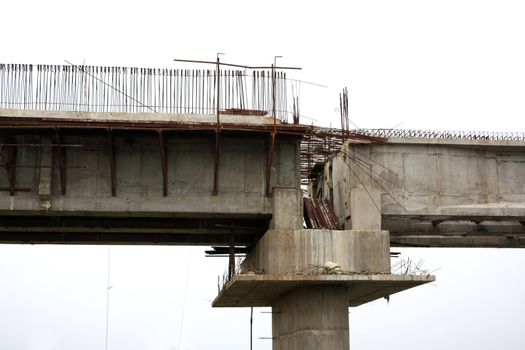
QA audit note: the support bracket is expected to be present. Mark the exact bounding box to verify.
[107,129,117,197]
[4,137,18,196]
[54,128,67,195]
[158,130,168,197]
[265,133,275,196]
[213,130,220,196]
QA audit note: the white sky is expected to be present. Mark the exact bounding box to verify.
[0,0,525,349]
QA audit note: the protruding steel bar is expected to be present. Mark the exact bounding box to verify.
[213,56,221,196]
[173,58,301,70]
[265,64,278,197]
[1,61,298,121]
[272,64,277,135]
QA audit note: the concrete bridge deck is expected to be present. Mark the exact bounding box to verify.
[312,134,525,247]
[0,109,307,245]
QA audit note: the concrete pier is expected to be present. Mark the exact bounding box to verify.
[213,173,433,349]
[214,228,434,350]
[272,286,349,350]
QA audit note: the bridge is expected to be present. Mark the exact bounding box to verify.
[310,129,525,248]
[0,62,523,350]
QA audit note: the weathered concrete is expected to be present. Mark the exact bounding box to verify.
[1,136,274,214]
[242,229,390,274]
[270,188,304,229]
[213,273,435,307]
[0,108,279,125]
[313,139,525,247]
[0,112,304,245]
[350,188,381,230]
[272,286,349,350]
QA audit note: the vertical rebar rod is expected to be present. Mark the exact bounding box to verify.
[213,57,221,196]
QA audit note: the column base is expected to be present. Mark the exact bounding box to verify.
[272,286,349,350]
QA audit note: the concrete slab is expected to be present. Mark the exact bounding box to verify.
[212,273,435,307]
[0,108,278,125]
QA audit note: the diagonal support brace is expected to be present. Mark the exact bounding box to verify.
[158,130,168,197]
[4,138,18,196]
[54,128,67,195]
[107,129,117,197]
[265,133,276,196]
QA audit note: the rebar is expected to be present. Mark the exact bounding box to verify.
[0,62,292,118]
[356,128,525,141]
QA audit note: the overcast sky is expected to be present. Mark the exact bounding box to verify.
[0,0,524,349]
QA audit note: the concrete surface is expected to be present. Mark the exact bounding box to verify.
[313,139,525,247]
[225,228,433,350]
[0,108,279,125]
[0,135,276,215]
[0,114,303,244]
[242,229,391,275]
[272,286,349,350]
[350,188,381,230]
[212,273,435,307]
[0,135,305,214]
[270,189,303,229]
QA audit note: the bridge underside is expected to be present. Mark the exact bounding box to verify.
[0,212,269,245]
[1,213,523,247]
[385,216,525,248]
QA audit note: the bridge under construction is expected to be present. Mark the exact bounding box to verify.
[0,61,523,350]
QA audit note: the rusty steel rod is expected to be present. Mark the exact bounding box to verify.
[54,128,67,195]
[158,130,168,197]
[107,129,117,197]
[1,62,297,122]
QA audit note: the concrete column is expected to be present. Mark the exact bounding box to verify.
[241,229,389,350]
[217,229,433,349]
[350,187,381,230]
[218,229,434,350]
[272,286,349,350]
[271,188,303,229]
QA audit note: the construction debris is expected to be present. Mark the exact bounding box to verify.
[303,197,341,230]
[324,261,343,275]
